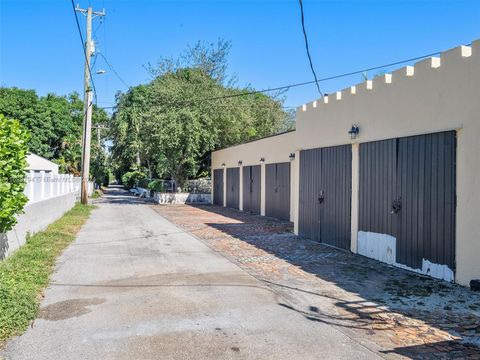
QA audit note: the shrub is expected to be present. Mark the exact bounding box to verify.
[0,115,30,233]
[137,178,150,188]
[148,179,167,192]
[121,170,147,190]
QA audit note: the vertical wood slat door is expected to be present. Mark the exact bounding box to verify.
[226,168,240,209]
[265,163,291,221]
[299,145,352,250]
[397,131,456,271]
[242,165,261,214]
[359,131,456,277]
[213,169,224,206]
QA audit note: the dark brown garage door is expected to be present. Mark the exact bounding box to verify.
[243,165,261,214]
[226,167,240,209]
[265,163,291,221]
[213,169,224,206]
[359,131,456,274]
[299,144,352,250]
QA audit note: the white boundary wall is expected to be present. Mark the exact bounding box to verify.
[0,172,94,260]
[23,171,93,204]
[212,40,480,286]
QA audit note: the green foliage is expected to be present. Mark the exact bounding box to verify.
[110,40,294,186]
[0,116,30,233]
[91,189,103,199]
[121,170,148,189]
[0,204,94,345]
[148,179,168,192]
[91,150,110,187]
[0,88,109,176]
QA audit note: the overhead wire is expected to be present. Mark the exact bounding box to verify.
[99,48,443,111]
[96,51,130,89]
[298,0,323,96]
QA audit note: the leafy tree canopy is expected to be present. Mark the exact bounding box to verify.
[0,87,109,178]
[110,40,294,186]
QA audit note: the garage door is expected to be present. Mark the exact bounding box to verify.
[298,144,352,250]
[226,167,240,209]
[265,163,291,221]
[243,165,261,214]
[213,169,224,206]
[358,131,456,281]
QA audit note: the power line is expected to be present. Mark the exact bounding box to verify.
[298,0,323,97]
[97,51,130,89]
[100,48,445,110]
[70,0,98,105]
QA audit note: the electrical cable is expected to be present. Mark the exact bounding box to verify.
[96,51,130,89]
[99,48,443,110]
[298,0,323,96]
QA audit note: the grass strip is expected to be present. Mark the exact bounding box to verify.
[0,203,94,346]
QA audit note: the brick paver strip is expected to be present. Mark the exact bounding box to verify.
[151,204,480,359]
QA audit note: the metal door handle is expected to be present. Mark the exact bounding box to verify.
[318,191,325,204]
[391,197,402,214]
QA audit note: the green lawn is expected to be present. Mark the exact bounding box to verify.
[0,204,94,346]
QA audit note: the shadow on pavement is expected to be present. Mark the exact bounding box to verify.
[151,203,480,359]
[95,185,153,206]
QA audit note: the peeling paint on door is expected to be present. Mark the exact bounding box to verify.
[358,231,455,282]
[358,231,396,265]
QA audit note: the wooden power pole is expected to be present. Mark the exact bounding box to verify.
[75,4,105,204]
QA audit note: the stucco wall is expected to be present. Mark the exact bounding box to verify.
[295,41,480,286]
[211,40,480,286]
[0,192,77,260]
[212,130,297,221]
[211,130,297,168]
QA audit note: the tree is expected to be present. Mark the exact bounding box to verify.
[0,115,30,233]
[110,40,294,186]
[146,39,234,85]
[0,87,109,177]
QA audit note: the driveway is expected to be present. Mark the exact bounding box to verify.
[153,204,480,359]
[1,187,381,360]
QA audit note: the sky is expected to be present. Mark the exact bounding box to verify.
[1,0,479,111]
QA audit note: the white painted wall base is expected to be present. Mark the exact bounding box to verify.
[358,231,454,282]
[154,192,212,204]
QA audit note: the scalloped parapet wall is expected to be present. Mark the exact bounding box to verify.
[298,43,475,117]
[211,40,480,286]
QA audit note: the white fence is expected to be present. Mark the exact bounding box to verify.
[24,171,93,203]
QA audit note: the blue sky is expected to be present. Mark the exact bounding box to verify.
[1,0,479,110]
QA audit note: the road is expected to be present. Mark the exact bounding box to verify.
[2,187,381,360]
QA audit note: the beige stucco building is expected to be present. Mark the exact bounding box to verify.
[212,40,480,287]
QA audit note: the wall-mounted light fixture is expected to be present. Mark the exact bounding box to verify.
[260,157,265,164]
[221,162,226,167]
[238,160,243,166]
[348,124,360,140]
[289,153,295,161]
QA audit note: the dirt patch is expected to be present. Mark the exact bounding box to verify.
[39,298,105,321]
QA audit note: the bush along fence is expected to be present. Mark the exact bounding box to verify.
[1,171,94,260]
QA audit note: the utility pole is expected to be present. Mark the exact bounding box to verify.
[75,4,105,204]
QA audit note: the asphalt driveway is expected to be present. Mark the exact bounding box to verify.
[1,187,381,360]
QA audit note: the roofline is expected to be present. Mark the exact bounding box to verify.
[212,129,296,153]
